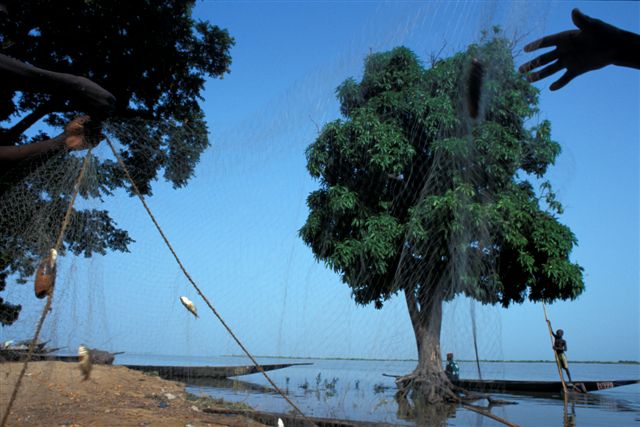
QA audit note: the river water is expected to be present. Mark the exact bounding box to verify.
[117,355,640,426]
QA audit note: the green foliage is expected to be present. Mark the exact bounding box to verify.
[0,0,233,325]
[1,0,233,193]
[300,41,584,310]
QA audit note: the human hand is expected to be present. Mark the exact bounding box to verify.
[519,9,626,90]
[63,115,92,151]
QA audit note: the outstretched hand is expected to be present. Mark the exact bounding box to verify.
[519,9,628,90]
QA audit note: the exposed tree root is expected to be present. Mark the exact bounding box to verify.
[394,371,520,426]
[394,371,518,405]
[395,371,471,403]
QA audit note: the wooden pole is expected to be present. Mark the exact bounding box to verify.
[462,404,520,427]
[542,303,569,396]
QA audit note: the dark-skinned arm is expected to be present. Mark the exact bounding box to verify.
[0,53,116,115]
[0,135,66,162]
[0,116,91,163]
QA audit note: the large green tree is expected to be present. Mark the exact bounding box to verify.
[0,0,234,325]
[300,36,584,402]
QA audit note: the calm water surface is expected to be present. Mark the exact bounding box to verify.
[117,355,640,426]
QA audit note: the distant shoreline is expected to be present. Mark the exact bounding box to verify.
[221,355,640,365]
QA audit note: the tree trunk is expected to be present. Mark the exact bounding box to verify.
[398,287,458,403]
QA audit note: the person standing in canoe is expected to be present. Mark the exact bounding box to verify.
[552,329,573,383]
[445,352,459,381]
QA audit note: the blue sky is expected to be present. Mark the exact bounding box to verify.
[4,1,638,364]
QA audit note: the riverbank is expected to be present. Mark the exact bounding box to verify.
[0,361,263,426]
[221,355,639,364]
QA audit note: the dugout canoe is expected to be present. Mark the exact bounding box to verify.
[452,378,640,394]
[0,349,77,363]
[0,348,122,364]
[125,362,313,381]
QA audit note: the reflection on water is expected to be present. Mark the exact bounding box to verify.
[394,392,456,426]
[117,355,640,425]
[183,376,274,393]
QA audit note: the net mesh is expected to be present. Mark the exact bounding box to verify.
[0,1,562,425]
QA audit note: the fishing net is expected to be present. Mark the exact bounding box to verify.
[0,1,605,425]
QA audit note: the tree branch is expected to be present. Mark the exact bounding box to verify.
[0,101,57,146]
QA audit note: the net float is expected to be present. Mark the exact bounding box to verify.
[78,344,92,381]
[34,248,57,299]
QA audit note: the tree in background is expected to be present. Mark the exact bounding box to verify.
[0,0,234,325]
[300,34,584,402]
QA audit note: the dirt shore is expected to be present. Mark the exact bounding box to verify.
[0,361,264,426]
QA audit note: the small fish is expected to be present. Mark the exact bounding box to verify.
[78,344,92,381]
[180,296,198,318]
[467,58,484,119]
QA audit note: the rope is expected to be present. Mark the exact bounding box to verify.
[470,300,482,380]
[1,147,94,427]
[105,136,316,426]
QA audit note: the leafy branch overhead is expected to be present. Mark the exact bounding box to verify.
[0,0,234,325]
[1,0,233,193]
